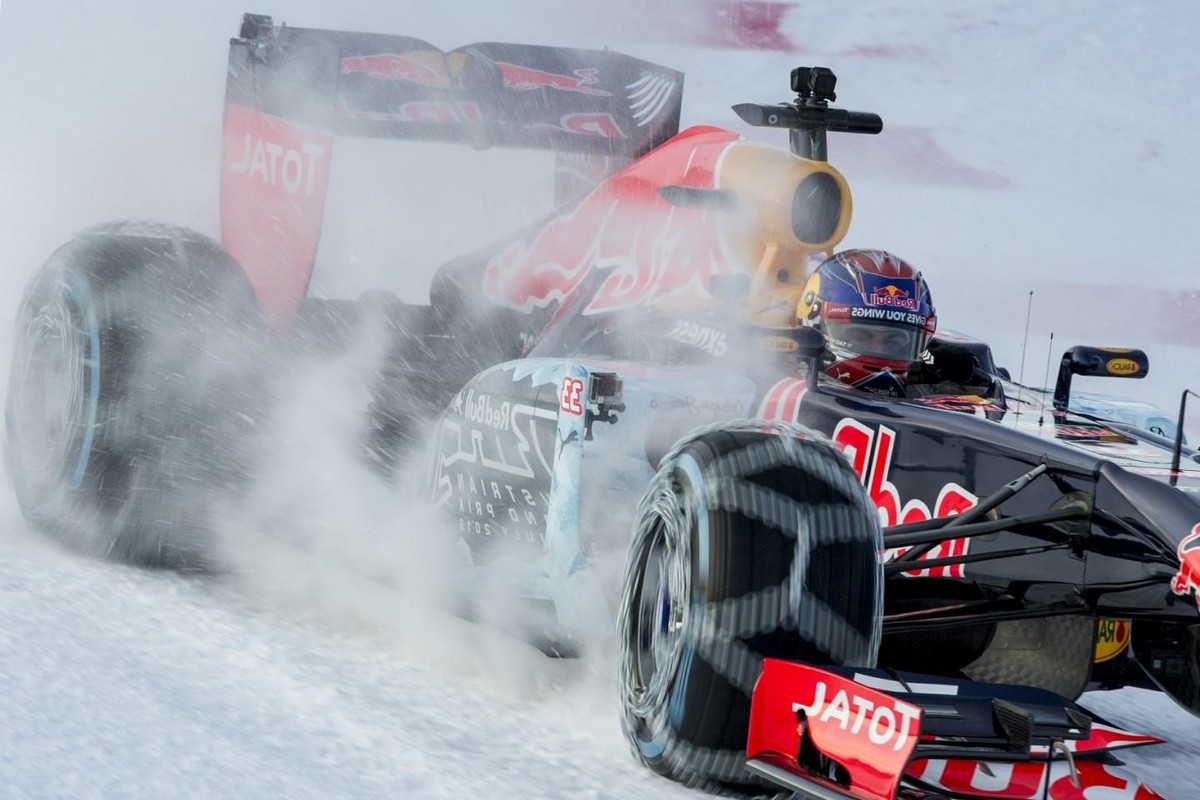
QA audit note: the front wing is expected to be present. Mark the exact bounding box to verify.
[746,659,1167,800]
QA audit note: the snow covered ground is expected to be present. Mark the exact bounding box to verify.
[1,1,1199,797]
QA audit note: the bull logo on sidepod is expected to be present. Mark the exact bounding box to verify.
[1170,524,1200,608]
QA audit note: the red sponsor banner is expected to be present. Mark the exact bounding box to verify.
[221,103,332,329]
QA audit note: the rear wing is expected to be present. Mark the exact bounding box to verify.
[220,13,683,327]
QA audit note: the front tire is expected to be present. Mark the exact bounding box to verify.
[617,422,882,793]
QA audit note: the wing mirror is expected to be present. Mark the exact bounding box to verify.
[1053,346,1149,411]
[790,325,826,360]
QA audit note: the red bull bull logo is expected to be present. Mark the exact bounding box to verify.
[869,284,918,310]
[340,53,453,88]
[532,112,626,140]
[497,62,612,97]
[483,130,740,315]
[1170,523,1200,608]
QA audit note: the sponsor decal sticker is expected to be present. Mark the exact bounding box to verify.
[481,130,741,315]
[792,678,921,753]
[907,758,1166,799]
[227,132,326,198]
[849,306,927,326]
[869,284,918,310]
[221,104,333,329]
[433,382,560,549]
[748,661,921,800]
[649,396,745,417]
[451,389,512,431]
[914,395,1006,415]
[668,319,728,356]
[532,112,627,139]
[833,419,978,577]
[1106,357,1141,376]
[757,335,799,353]
[339,53,454,88]
[1095,618,1131,663]
[560,377,585,416]
[497,62,612,96]
[1170,523,1200,609]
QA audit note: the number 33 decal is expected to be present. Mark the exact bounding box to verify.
[560,377,584,416]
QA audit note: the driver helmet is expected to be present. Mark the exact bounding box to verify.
[799,249,936,392]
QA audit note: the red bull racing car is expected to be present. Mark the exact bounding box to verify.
[6,14,1200,800]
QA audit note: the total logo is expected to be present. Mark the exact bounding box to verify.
[228,133,326,198]
[833,419,978,577]
[750,661,921,800]
[792,681,921,753]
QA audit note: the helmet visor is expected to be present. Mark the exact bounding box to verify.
[824,320,922,363]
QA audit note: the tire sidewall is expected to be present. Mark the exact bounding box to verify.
[5,224,265,565]
[620,450,707,770]
[618,426,883,792]
[5,251,103,525]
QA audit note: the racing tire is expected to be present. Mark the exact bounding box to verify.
[4,222,265,568]
[617,421,882,794]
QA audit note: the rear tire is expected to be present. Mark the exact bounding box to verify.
[617,422,882,793]
[5,222,265,568]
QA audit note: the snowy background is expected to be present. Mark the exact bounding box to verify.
[1,1,1199,797]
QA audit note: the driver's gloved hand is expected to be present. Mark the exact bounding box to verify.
[928,341,980,384]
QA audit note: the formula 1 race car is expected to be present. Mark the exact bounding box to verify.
[6,15,1200,800]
